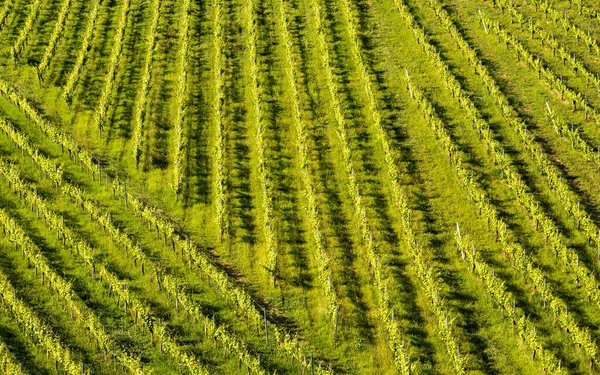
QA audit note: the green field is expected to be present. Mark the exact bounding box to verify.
[0,0,600,373]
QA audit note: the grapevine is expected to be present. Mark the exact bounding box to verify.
[212,0,227,242]
[0,340,25,375]
[0,206,148,375]
[0,269,82,375]
[10,0,43,62]
[62,0,102,102]
[171,0,192,192]
[0,76,334,374]
[404,70,598,363]
[131,0,160,167]
[93,0,131,133]
[37,0,72,78]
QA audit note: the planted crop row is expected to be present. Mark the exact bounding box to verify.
[0,205,147,374]
[0,157,211,375]
[10,0,43,62]
[0,76,333,374]
[426,0,600,287]
[37,0,72,78]
[404,71,598,365]
[243,0,278,286]
[454,230,565,374]
[525,0,600,56]
[131,0,160,167]
[0,266,82,375]
[211,0,226,242]
[477,11,599,125]
[0,0,14,29]
[63,0,101,102]
[171,0,191,192]
[337,0,469,371]
[94,0,131,132]
[0,113,269,374]
[0,340,25,375]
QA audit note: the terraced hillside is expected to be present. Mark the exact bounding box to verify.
[0,0,600,373]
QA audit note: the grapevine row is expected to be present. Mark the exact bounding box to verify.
[10,0,43,62]
[94,0,131,132]
[488,0,600,91]
[545,101,600,166]
[0,77,333,374]
[0,265,82,375]
[37,0,72,78]
[0,339,25,375]
[0,0,14,29]
[477,10,600,126]
[171,0,191,192]
[454,230,565,374]
[243,0,278,287]
[212,0,227,242]
[337,0,468,371]
[404,71,598,364]
[313,0,410,352]
[0,158,211,375]
[63,0,102,102]
[274,0,341,329]
[525,0,600,57]
[131,0,160,167]
[0,206,147,374]
[0,117,268,374]
[426,0,600,296]
[400,2,600,351]
[570,0,600,21]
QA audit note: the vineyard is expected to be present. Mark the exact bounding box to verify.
[1,0,600,373]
